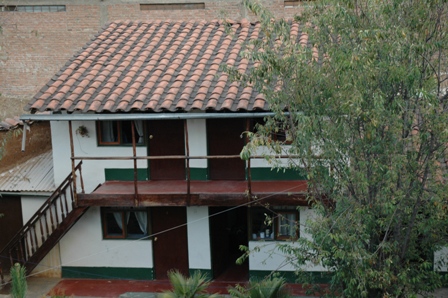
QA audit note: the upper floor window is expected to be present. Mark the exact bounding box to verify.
[250,118,293,145]
[1,5,66,12]
[97,120,145,146]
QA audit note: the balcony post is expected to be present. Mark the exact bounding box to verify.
[184,119,191,205]
[246,118,252,201]
[68,121,78,207]
[131,121,139,207]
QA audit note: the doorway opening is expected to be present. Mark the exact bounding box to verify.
[0,196,23,274]
[209,206,248,281]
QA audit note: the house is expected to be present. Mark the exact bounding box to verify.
[7,19,326,282]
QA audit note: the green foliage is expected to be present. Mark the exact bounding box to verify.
[161,270,220,298]
[10,263,27,298]
[238,0,448,297]
[228,276,291,298]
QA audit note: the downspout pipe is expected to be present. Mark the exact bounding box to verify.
[21,122,28,152]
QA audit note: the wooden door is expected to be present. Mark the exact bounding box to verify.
[152,207,189,279]
[0,196,23,273]
[148,120,185,180]
[207,118,246,180]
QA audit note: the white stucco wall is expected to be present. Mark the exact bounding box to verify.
[187,119,207,168]
[59,207,153,268]
[434,247,448,272]
[51,120,149,193]
[186,206,211,269]
[249,208,326,272]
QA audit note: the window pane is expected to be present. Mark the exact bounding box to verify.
[277,212,298,239]
[121,121,134,144]
[104,212,124,237]
[120,121,144,144]
[250,208,274,240]
[99,121,118,143]
[126,212,146,238]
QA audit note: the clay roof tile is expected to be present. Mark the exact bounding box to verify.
[24,20,312,113]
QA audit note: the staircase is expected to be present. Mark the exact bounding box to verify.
[0,162,88,276]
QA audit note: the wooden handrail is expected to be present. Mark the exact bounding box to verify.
[71,154,300,160]
[0,162,83,272]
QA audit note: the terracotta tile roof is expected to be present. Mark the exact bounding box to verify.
[25,20,308,114]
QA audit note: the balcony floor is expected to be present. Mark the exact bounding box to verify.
[77,180,308,207]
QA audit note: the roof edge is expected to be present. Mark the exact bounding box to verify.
[20,112,280,121]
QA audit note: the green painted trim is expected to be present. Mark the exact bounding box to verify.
[249,270,332,284]
[188,269,213,279]
[105,168,148,181]
[62,266,153,280]
[190,168,208,180]
[104,167,307,182]
[249,168,307,181]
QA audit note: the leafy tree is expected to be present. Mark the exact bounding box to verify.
[237,0,448,297]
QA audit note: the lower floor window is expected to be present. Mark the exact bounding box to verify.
[250,206,299,241]
[102,208,149,239]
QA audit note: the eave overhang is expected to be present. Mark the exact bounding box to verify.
[19,112,280,122]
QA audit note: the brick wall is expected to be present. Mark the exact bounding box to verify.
[0,0,305,119]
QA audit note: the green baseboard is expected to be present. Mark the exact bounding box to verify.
[189,168,208,180]
[250,168,307,181]
[61,266,153,280]
[105,168,148,181]
[105,167,307,182]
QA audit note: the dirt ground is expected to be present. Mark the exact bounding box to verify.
[0,121,52,171]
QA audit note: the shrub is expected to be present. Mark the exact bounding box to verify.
[162,270,220,298]
[228,276,291,298]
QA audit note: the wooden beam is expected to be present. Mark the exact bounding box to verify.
[77,192,307,207]
[131,120,138,207]
[68,121,78,207]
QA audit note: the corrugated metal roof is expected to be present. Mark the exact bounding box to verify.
[0,151,55,193]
